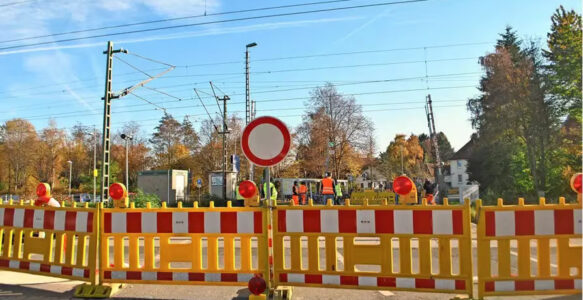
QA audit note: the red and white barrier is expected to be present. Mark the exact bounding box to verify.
[0,208,94,233]
[0,259,90,279]
[104,271,254,283]
[485,209,582,236]
[278,273,466,290]
[485,279,582,292]
[277,209,464,234]
[103,211,263,234]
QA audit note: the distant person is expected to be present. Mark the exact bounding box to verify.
[262,179,278,202]
[320,172,335,204]
[291,181,299,205]
[299,181,308,205]
[423,179,437,205]
[334,180,343,205]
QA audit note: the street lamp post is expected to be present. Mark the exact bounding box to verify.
[245,42,257,180]
[67,160,72,197]
[121,134,133,190]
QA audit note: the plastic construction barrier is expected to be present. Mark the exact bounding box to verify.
[476,198,582,298]
[0,200,97,283]
[272,199,473,297]
[100,202,267,286]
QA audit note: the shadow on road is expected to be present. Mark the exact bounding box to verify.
[0,283,74,299]
[233,287,251,300]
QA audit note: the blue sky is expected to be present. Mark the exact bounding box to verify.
[0,0,580,152]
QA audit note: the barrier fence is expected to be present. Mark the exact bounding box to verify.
[0,200,97,283]
[349,192,396,205]
[1,197,581,299]
[476,197,582,298]
[100,202,268,286]
[272,199,473,297]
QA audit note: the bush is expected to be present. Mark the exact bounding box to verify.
[130,189,161,208]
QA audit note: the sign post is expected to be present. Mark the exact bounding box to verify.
[241,116,291,296]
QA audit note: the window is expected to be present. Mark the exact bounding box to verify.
[457,160,462,168]
[458,175,462,183]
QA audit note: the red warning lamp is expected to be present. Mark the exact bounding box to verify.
[36,183,50,197]
[109,183,127,200]
[393,175,413,195]
[248,274,266,295]
[239,180,258,199]
[571,173,582,194]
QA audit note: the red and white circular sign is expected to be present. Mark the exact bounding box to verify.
[241,116,291,167]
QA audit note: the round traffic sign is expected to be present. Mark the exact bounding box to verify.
[241,116,291,167]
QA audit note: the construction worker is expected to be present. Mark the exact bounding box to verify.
[291,181,299,205]
[320,172,335,204]
[334,180,343,205]
[423,179,438,205]
[263,179,278,202]
[299,181,308,205]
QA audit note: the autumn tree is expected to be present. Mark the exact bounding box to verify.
[378,134,428,180]
[111,122,152,190]
[0,119,39,194]
[150,113,189,168]
[37,120,66,188]
[297,84,374,178]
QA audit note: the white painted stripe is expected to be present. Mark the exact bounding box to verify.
[204,212,220,233]
[534,280,554,290]
[13,209,24,228]
[142,271,157,280]
[237,212,254,233]
[0,208,4,225]
[29,262,41,272]
[205,273,221,282]
[172,212,188,233]
[286,211,303,233]
[288,273,305,283]
[394,211,413,234]
[358,276,377,287]
[575,279,581,290]
[435,279,455,290]
[142,212,157,233]
[574,209,582,234]
[173,272,188,281]
[237,273,253,282]
[54,211,66,231]
[534,210,554,235]
[50,265,62,275]
[356,210,375,234]
[494,280,514,291]
[321,210,338,233]
[32,210,44,229]
[73,268,85,277]
[111,213,127,233]
[75,212,88,232]
[322,275,340,285]
[495,211,515,236]
[111,271,126,280]
[396,277,415,288]
[432,210,453,235]
[9,260,19,269]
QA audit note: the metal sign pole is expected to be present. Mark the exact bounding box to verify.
[265,167,274,294]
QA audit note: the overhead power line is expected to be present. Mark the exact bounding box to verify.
[0,0,428,51]
[0,0,359,45]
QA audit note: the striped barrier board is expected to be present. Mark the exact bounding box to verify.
[0,204,97,282]
[101,206,268,286]
[477,198,582,298]
[273,201,473,297]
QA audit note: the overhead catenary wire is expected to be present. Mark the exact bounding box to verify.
[194,88,219,132]
[128,92,167,113]
[0,0,428,51]
[0,0,360,45]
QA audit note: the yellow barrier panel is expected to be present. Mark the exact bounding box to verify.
[273,199,473,297]
[476,197,582,298]
[100,201,268,286]
[0,200,97,283]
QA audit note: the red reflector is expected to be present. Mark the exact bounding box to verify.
[393,176,413,195]
[109,183,126,200]
[239,180,258,199]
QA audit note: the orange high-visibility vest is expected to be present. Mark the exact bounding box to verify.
[321,178,334,195]
[299,185,307,194]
